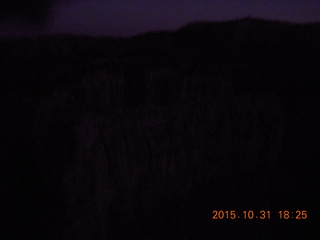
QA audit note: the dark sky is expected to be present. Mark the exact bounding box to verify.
[1,0,320,36]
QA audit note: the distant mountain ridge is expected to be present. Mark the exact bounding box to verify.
[1,16,320,95]
[133,17,319,37]
[179,17,294,30]
[128,17,320,57]
[179,17,317,41]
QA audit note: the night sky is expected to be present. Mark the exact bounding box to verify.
[1,0,320,36]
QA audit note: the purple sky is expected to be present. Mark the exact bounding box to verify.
[1,0,320,37]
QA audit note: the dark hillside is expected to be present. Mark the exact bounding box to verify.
[1,18,320,239]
